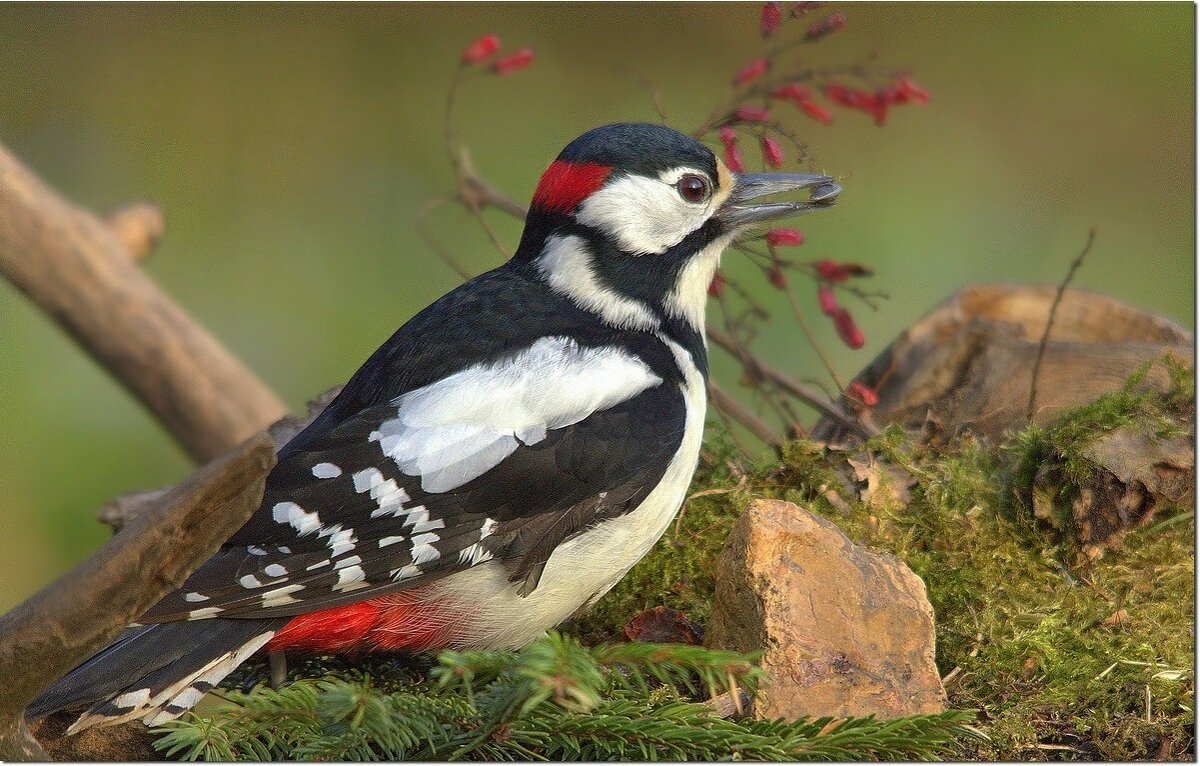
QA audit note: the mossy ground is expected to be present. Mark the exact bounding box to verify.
[579,361,1195,760]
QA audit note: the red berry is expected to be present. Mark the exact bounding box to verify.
[724,144,745,173]
[766,228,804,246]
[761,136,784,168]
[708,272,727,298]
[817,283,838,315]
[814,259,850,282]
[806,11,845,40]
[833,307,865,349]
[849,381,879,407]
[734,58,770,86]
[492,48,534,75]
[824,82,852,106]
[760,2,783,38]
[799,99,833,124]
[767,266,788,288]
[461,34,501,65]
[771,82,811,104]
[898,76,931,105]
[733,105,771,123]
[718,127,739,148]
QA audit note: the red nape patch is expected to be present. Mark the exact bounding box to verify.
[264,592,455,654]
[531,160,611,214]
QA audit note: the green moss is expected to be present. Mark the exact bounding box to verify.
[578,366,1194,759]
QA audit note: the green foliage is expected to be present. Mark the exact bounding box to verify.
[155,363,1192,760]
[153,632,977,761]
[578,363,1194,759]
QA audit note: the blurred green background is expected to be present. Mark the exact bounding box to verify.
[0,3,1193,610]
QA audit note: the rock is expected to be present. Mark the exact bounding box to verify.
[812,285,1193,444]
[706,499,946,720]
[1033,419,1193,560]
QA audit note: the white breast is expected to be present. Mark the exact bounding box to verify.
[419,335,707,649]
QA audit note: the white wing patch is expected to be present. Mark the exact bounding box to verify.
[371,336,663,493]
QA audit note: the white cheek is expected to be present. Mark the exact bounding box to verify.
[576,174,710,255]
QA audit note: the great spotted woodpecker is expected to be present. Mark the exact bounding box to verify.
[29,122,840,732]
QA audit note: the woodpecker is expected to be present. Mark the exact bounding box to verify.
[28,122,840,732]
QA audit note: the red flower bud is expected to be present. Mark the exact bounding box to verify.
[898,76,931,105]
[814,259,850,282]
[849,380,879,407]
[766,228,804,246]
[492,48,534,75]
[733,105,771,123]
[761,136,784,168]
[876,84,903,105]
[708,272,727,298]
[833,307,865,349]
[461,34,501,64]
[817,283,838,315]
[799,99,833,124]
[734,58,770,86]
[806,11,846,40]
[724,144,745,173]
[767,266,788,288]
[824,82,851,106]
[718,127,739,147]
[771,82,811,104]
[760,2,783,38]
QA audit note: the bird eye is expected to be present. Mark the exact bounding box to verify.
[676,174,711,203]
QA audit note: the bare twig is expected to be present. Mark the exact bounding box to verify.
[0,433,276,760]
[103,202,166,263]
[709,381,784,447]
[0,144,290,462]
[1027,227,1096,422]
[708,325,877,439]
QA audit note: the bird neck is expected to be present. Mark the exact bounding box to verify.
[509,222,724,377]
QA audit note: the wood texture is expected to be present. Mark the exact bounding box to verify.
[0,144,288,461]
[812,285,1194,443]
[0,433,276,760]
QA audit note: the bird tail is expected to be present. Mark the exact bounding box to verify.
[26,617,286,734]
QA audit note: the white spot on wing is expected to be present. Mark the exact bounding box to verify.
[391,564,423,581]
[273,502,321,535]
[187,607,223,620]
[411,531,441,565]
[312,462,342,479]
[239,574,262,588]
[261,583,305,607]
[379,535,405,548]
[334,565,367,591]
[183,592,209,603]
[264,563,288,577]
[114,689,150,710]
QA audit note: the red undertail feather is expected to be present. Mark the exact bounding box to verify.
[531,160,611,213]
[265,591,453,653]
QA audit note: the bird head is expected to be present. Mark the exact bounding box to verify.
[513,122,841,335]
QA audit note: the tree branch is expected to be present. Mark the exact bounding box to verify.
[0,144,289,462]
[0,433,276,760]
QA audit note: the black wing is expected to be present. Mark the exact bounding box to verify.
[142,338,688,622]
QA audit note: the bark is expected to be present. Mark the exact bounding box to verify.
[0,434,276,760]
[812,284,1193,444]
[0,145,288,462]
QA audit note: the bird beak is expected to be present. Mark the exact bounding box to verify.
[718,172,842,228]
